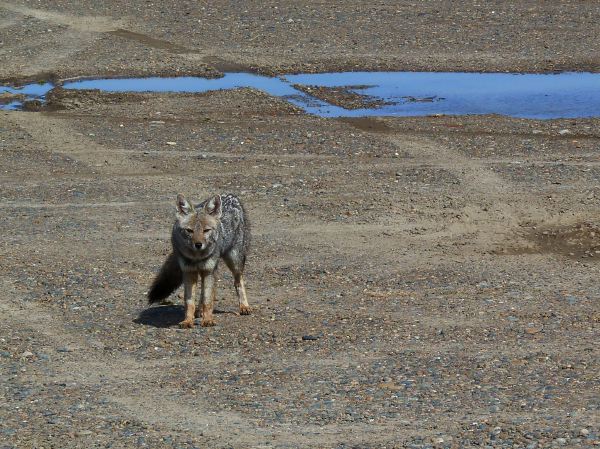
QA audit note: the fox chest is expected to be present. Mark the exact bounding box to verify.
[181,255,219,274]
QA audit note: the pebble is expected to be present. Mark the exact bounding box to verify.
[525,324,543,335]
[302,335,319,341]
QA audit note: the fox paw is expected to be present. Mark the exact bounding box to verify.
[201,318,216,327]
[179,320,194,329]
[239,305,252,315]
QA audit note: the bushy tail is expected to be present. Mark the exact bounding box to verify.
[148,252,183,304]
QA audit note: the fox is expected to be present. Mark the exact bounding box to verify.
[147,193,251,328]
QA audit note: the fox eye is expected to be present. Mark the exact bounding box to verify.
[203,228,212,233]
[185,228,194,234]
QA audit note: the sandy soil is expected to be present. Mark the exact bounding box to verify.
[1,1,599,448]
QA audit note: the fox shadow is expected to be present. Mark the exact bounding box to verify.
[134,304,184,328]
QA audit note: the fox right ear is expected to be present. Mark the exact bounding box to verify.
[176,194,193,216]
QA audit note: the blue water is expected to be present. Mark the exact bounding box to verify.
[2,72,600,119]
[0,82,53,110]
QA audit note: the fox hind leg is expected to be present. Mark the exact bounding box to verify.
[224,251,251,315]
[236,275,251,315]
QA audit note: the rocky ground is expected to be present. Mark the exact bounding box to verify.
[1,1,599,448]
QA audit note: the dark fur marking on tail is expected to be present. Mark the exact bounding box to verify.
[148,252,183,304]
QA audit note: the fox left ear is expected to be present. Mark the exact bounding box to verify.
[205,195,222,218]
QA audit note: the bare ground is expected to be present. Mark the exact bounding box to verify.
[0,1,599,448]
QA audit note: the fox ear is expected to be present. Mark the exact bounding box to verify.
[176,194,193,216]
[204,195,222,218]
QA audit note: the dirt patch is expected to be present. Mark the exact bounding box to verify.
[293,84,392,110]
[498,222,600,261]
[532,222,600,260]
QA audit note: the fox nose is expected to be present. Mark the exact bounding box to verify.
[195,242,203,250]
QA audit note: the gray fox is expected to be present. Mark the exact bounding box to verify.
[148,193,251,328]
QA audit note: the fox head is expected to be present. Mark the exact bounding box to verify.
[174,193,222,256]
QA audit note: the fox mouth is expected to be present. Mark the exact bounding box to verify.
[192,245,210,254]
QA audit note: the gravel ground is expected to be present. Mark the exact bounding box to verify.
[1,1,599,448]
[1,0,600,81]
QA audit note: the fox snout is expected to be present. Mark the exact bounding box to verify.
[194,241,204,250]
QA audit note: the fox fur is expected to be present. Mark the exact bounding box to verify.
[148,193,251,327]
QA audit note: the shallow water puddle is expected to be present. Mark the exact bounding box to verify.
[0,82,53,110]
[2,72,600,119]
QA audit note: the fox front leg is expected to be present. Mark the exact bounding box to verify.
[199,272,216,327]
[180,271,198,328]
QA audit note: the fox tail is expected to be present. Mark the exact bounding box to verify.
[148,252,183,304]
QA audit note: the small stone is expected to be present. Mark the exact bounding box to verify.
[166,141,177,146]
[554,437,567,445]
[302,335,318,341]
[21,351,34,358]
[565,295,578,305]
[379,382,402,391]
[558,129,571,135]
[580,429,589,436]
[525,324,543,335]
